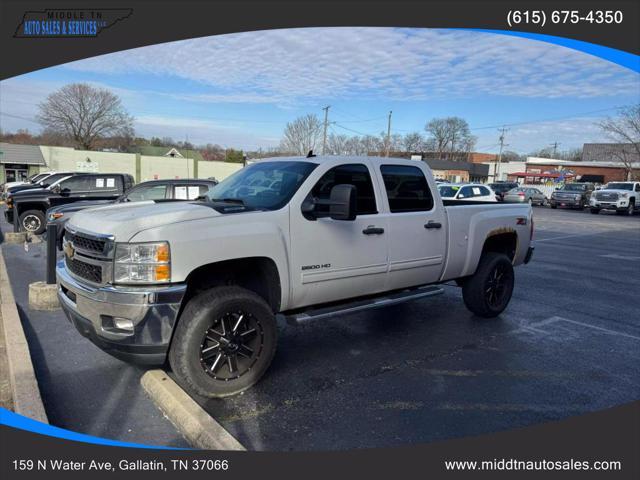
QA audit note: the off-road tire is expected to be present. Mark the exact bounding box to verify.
[462,252,514,318]
[169,286,277,398]
[19,210,46,235]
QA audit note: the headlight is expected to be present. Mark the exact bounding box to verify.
[574,194,581,199]
[619,193,628,198]
[114,242,170,283]
[49,212,63,221]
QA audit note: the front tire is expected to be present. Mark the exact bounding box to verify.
[169,286,277,398]
[462,252,515,318]
[590,208,600,215]
[19,210,46,235]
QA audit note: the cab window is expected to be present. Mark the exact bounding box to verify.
[380,165,434,212]
[311,164,377,215]
[126,184,167,202]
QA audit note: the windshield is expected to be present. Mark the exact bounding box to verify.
[561,184,587,191]
[490,183,515,192]
[438,185,460,198]
[207,161,317,210]
[605,183,633,191]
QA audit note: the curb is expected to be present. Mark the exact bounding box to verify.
[141,369,245,451]
[0,248,48,423]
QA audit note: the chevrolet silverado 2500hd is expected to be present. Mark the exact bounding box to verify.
[56,156,534,397]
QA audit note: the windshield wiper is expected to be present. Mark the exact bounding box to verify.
[210,197,245,205]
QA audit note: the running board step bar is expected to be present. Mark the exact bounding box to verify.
[284,285,444,325]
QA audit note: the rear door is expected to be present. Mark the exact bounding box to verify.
[288,162,389,308]
[378,164,447,290]
[87,175,123,200]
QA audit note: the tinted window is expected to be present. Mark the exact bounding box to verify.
[458,186,475,198]
[90,176,121,192]
[311,164,377,215]
[126,184,167,201]
[438,185,460,198]
[59,176,91,192]
[479,186,491,196]
[381,165,433,212]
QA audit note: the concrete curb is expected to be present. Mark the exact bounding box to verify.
[0,248,48,423]
[141,370,245,451]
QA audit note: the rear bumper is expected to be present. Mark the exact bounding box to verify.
[56,261,187,365]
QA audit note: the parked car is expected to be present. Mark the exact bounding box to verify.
[503,187,547,206]
[47,179,218,244]
[57,156,533,397]
[1,171,55,195]
[2,172,69,199]
[589,181,640,215]
[489,182,519,201]
[549,182,595,209]
[5,173,134,234]
[438,183,497,202]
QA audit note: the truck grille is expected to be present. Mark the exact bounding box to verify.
[65,256,103,284]
[595,192,618,201]
[65,231,106,253]
[554,193,579,200]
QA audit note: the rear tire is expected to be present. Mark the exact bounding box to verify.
[19,210,46,235]
[462,252,515,318]
[590,208,600,215]
[550,204,557,209]
[169,286,277,398]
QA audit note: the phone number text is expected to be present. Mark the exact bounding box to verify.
[507,10,623,28]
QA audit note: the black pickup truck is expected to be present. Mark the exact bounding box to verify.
[5,173,134,234]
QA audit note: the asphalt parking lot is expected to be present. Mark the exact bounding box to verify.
[2,205,639,451]
[0,211,188,447]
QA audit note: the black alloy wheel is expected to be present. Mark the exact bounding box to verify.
[199,311,264,380]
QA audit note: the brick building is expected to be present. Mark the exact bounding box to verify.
[509,157,640,184]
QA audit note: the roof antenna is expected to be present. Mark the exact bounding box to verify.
[306,150,316,158]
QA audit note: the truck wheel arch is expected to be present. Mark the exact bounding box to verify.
[180,257,282,314]
[481,230,518,263]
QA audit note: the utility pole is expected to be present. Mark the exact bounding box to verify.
[322,106,330,155]
[385,110,393,157]
[496,126,508,181]
[550,141,560,158]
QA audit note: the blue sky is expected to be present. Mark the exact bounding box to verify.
[1,27,638,153]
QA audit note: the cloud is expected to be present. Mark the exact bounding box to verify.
[62,27,638,102]
[475,116,611,153]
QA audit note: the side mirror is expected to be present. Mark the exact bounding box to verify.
[52,185,61,194]
[329,184,356,221]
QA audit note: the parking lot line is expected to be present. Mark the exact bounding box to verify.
[515,316,640,341]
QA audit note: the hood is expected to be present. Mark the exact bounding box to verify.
[49,199,116,214]
[9,186,49,197]
[68,201,220,241]
[598,188,633,194]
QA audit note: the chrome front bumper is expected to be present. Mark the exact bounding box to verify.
[56,261,186,365]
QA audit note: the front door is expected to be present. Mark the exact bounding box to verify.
[377,164,447,290]
[289,163,388,309]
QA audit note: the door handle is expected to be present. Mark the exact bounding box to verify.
[424,221,442,229]
[362,226,384,235]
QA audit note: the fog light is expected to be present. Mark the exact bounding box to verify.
[113,318,134,331]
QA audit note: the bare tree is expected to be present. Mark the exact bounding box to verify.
[280,114,323,155]
[402,132,424,153]
[598,105,640,180]
[425,116,476,160]
[326,133,350,155]
[37,83,134,150]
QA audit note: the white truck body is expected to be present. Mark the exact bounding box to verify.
[56,156,534,395]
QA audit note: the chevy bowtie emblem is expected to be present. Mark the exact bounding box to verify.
[64,242,75,260]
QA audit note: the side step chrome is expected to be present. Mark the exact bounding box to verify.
[284,285,444,325]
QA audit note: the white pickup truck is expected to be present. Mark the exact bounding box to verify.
[590,181,640,215]
[57,156,534,397]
